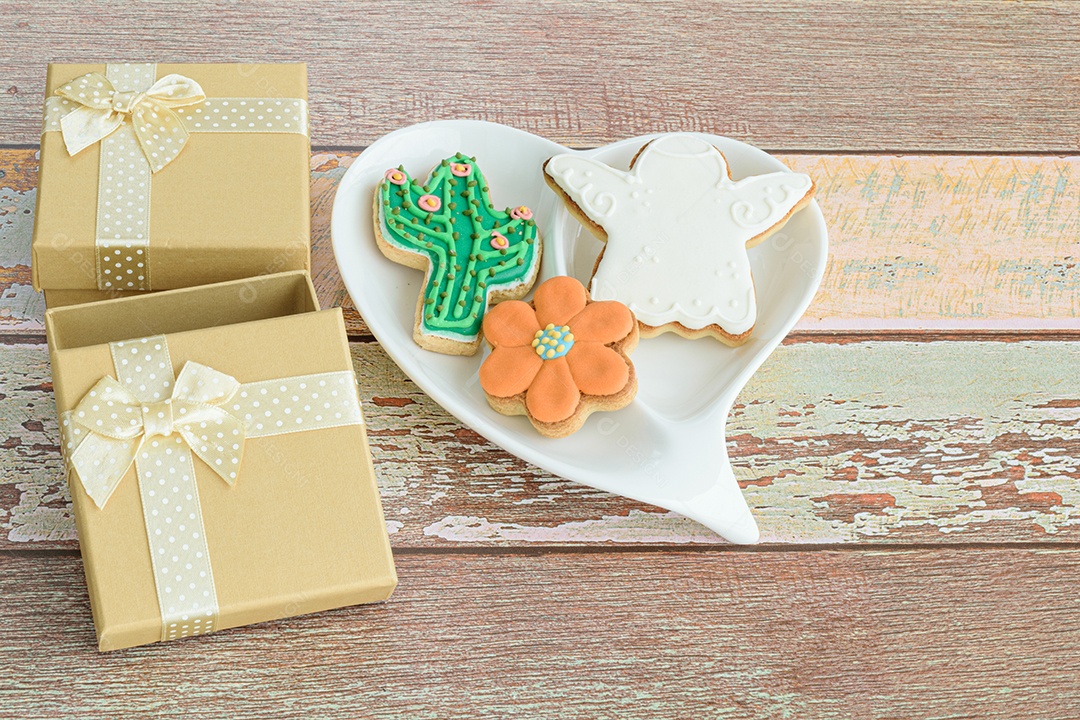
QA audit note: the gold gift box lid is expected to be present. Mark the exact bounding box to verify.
[33,63,311,292]
[46,271,396,651]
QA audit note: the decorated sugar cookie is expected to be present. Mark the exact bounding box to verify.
[543,134,815,345]
[374,153,542,355]
[479,276,638,438]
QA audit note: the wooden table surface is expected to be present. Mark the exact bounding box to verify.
[3,2,1080,718]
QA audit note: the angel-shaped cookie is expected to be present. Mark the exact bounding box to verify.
[544,134,815,344]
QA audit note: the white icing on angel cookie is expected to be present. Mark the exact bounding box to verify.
[545,134,814,336]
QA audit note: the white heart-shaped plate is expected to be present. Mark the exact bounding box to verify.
[331,121,828,543]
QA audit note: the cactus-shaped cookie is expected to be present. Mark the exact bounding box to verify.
[374,153,542,355]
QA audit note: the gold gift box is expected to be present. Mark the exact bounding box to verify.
[46,271,396,651]
[32,62,311,294]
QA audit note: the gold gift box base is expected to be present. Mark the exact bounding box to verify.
[46,271,397,651]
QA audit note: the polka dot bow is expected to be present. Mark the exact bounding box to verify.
[66,361,246,509]
[54,72,206,173]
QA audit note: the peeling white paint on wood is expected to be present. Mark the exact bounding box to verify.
[423,511,724,544]
[0,283,45,327]
[0,185,35,268]
[5,340,1079,546]
[0,345,71,542]
[0,183,45,329]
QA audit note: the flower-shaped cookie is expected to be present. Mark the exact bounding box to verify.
[479,276,638,437]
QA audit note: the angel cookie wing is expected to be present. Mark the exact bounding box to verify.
[543,154,639,233]
[726,171,815,242]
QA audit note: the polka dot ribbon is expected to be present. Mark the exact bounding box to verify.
[41,63,310,291]
[52,71,205,173]
[58,335,364,641]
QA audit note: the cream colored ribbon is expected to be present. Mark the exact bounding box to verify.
[52,71,206,173]
[59,335,364,642]
[40,63,309,291]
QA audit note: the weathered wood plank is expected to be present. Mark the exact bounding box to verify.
[0,148,44,332]
[5,149,1080,336]
[309,151,355,318]
[5,339,1080,548]
[2,549,1079,719]
[2,2,1080,152]
[789,154,1080,330]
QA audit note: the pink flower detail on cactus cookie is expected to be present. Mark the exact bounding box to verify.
[385,168,407,185]
[450,162,472,177]
[509,205,533,221]
[418,194,441,212]
[490,231,510,250]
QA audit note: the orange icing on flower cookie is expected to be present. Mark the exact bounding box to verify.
[480,276,636,426]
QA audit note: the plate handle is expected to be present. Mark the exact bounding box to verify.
[677,420,760,544]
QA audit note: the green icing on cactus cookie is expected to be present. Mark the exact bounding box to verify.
[378,153,540,343]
